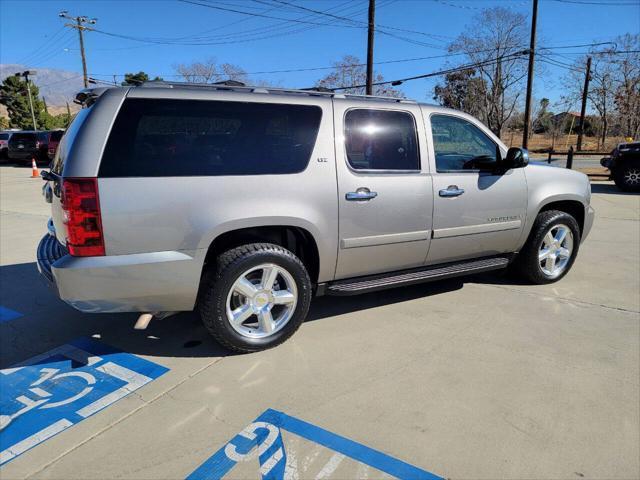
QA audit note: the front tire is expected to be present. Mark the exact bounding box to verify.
[198,243,312,353]
[613,164,640,192]
[513,210,581,284]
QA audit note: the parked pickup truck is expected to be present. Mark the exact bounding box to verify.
[38,83,594,353]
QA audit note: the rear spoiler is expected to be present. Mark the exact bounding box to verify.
[74,87,113,107]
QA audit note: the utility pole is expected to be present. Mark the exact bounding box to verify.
[15,71,37,130]
[365,0,375,95]
[576,56,592,151]
[522,0,539,149]
[59,11,97,88]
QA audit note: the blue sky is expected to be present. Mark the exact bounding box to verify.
[1,0,638,105]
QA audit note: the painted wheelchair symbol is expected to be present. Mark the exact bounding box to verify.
[0,367,96,430]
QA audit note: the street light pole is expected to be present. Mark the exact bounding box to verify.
[15,71,37,130]
[59,11,97,89]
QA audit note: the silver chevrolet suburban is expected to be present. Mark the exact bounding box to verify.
[38,82,594,353]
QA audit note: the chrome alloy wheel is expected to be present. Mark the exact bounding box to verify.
[623,168,640,186]
[225,263,298,339]
[538,224,574,278]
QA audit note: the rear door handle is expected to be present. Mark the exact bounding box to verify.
[346,187,378,201]
[439,185,465,197]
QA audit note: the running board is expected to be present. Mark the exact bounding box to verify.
[326,256,510,296]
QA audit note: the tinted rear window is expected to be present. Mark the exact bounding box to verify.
[10,133,36,143]
[0,133,9,140]
[50,130,64,141]
[100,98,323,177]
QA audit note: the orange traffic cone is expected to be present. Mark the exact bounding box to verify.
[31,158,39,178]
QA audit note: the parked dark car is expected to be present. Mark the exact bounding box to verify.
[0,132,12,160]
[601,142,640,192]
[47,130,65,160]
[7,131,50,164]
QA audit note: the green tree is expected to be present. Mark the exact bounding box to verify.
[0,116,8,129]
[433,68,487,120]
[533,98,553,133]
[121,71,163,86]
[0,75,47,129]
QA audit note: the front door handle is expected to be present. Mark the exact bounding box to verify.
[439,185,465,197]
[346,187,378,201]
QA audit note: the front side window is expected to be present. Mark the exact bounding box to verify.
[100,99,322,177]
[431,114,499,172]
[345,109,419,171]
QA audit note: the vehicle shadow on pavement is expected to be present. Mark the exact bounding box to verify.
[1,262,471,365]
[0,262,230,367]
[590,182,639,195]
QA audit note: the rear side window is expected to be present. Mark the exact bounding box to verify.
[100,98,323,177]
[0,133,9,140]
[344,109,419,171]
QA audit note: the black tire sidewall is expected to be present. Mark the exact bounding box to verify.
[520,211,581,284]
[203,245,312,352]
[614,165,640,192]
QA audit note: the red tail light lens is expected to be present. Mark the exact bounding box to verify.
[61,178,105,256]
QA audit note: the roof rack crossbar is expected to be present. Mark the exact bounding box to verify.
[139,80,416,103]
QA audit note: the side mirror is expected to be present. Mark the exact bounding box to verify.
[504,147,529,170]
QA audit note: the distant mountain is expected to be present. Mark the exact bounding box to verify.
[0,64,86,107]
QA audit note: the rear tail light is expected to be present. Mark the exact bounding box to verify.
[61,178,105,256]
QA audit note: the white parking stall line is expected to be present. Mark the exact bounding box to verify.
[75,362,153,418]
[315,452,346,479]
[0,419,73,465]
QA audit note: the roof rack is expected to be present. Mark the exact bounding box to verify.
[139,80,417,104]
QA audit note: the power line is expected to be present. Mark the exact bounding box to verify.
[84,40,629,80]
[330,50,529,90]
[91,0,388,46]
[19,29,75,68]
[547,0,639,5]
[15,26,67,66]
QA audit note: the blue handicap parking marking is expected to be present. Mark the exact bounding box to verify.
[0,306,23,323]
[188,409,443,480]
[0,337,168,465]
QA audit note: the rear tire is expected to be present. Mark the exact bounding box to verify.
[512,210,581,284]
[198,243,312,353]
[613,164,640,192]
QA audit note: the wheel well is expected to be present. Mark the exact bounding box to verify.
[539,200,585,234]
[204,226,320,283]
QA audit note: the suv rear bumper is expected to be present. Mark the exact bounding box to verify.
[37,234,204,313]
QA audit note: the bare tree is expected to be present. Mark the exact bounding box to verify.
[447,7,529,138]
[173,57,248,84]
[561,35,639,147]
[612,34,640,139]
[315,55,403,97]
